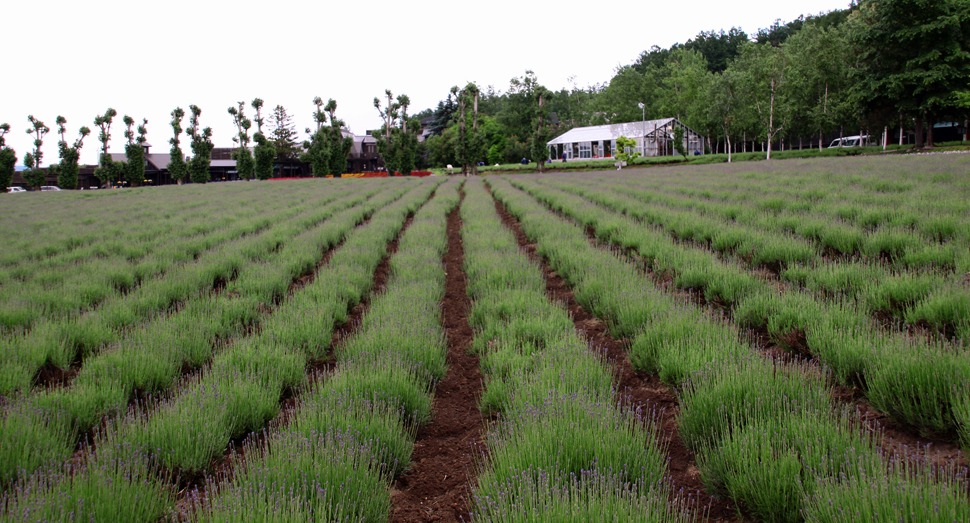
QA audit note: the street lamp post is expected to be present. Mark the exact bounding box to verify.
[637,102,645,156]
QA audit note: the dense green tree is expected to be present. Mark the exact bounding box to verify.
[186,105,213,184]
[268,105,299,160]
[734,42,790,159]
[300,97,331,177]
[324,99,352,176]
[614,135,640,167]
[374,91,421,176]
[169,108,188,184]
[596,66,660,123]
[708,68,747,161]
[122,116,148,187]
[848,0,970,147]
[784,22,853,150]
[427,94,457,137]
[251,99,276,180]
[53,116,90,190]
[660,48,714,130]
[93,108,121,189]
[229,102,255,181]
[23,116,50,190]
[0,124,16,191]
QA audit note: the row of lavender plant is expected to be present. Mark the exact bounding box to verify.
[0,184,361,397]
[0,181,398,488]
[0,184,283,332]
[461,178,685,521]
[510,175,970,447]
[545,173,968,343]
[187,179,458,521]
[610,156,970,261]
[0,179,439,521]
[487,175,970,522]
[0,182,223,268]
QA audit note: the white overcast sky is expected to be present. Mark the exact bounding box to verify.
[2,0,851,166]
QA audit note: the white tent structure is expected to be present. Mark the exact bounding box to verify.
[547,118,705,161]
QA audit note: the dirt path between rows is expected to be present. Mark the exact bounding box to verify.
[391,190,484,523]
[489,189,743,523]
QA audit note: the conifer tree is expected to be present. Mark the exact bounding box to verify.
[0,124,17,192]
[186,105,213,184]
[268,105,299,160]
[54,116,91,190]
[169,108,188,184]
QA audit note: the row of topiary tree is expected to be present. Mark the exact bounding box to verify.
[0,96,358,192]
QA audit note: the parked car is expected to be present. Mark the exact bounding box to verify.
[6,186,26,193]
[40,186,62,191]
[828,135,871,148]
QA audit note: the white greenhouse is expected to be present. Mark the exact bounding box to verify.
[546,118,705,161]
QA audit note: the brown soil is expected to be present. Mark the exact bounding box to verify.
[391,191,485,523]
[173,209,415,518]
[490,190,743,523]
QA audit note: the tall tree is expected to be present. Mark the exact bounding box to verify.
[708,69,746,161]
[531,85,551,173]
[122,116,148,187]
[186,105,213,184]
[374,91,421,176]
[784,22,853,150]
[734,42,790,159]
[848,0,970,147]
[660,48,714,130]
[229,102,255,181]
[300,97,330,177]
[23,116,50,190]
[268,105,299,160]
[251,98,276,180]
[93,108,121,189]
[54,116,91,190]
[169,108,188,185]
[0,124,16,192]
[324,99,352,176]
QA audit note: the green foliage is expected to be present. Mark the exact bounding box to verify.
[0,123,14,191]
[268,104,299,160]
[186,105,213,184]
[301,127,331,177]
[168,107,188,184]
[673,126,687,159]
[23,115,50,190]
[54,116,90,190]
[374,91,421,175]
[228,101,254,180]
[614,135,640,165]
[848,0,970,128]
[93,108,118,188]
[253,133,276,180]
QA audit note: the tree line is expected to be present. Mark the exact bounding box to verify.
[421,0,969,165]
[1,96,357,191]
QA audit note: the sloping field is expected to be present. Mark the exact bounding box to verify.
[1,155,968,522]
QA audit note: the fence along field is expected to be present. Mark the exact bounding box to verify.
[0,154,968,521]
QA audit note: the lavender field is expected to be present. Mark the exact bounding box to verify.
[1,154,969,522]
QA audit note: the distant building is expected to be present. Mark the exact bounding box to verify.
[547,118,705,160]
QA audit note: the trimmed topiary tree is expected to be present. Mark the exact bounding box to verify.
[54,116,91,190]
[186,105,213,184]
[0,124,16,192]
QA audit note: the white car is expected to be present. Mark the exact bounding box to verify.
[7,186,26,193]
[40,186,62,191]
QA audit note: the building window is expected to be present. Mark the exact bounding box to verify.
[579,142,591,159]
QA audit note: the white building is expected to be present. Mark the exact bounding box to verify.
[547,118,705,160]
